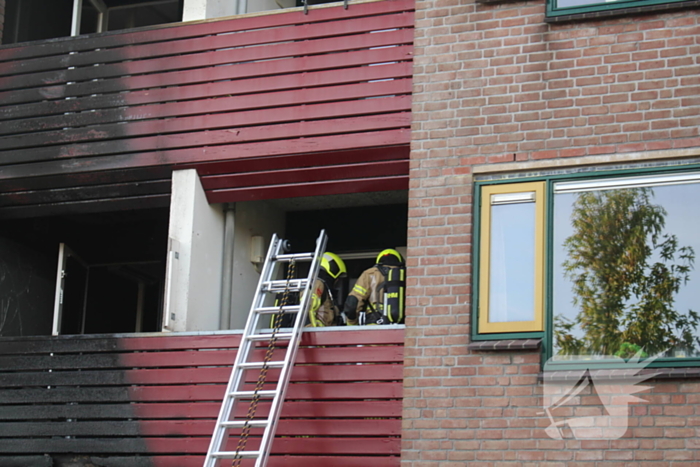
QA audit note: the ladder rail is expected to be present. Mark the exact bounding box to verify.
[255,232,327,467]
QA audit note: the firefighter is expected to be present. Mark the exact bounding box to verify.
[342,249,405,325]
[308,252,346,327]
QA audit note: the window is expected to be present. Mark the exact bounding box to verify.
[475,166,700,367]
[2,0,183,46]
[478,182,545,334]
[546,0,691,19]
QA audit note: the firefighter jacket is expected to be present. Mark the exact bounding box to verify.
[309,277,338,327]
[345,265,395,325]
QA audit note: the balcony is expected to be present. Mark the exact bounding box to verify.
[0,0,414,219]
[0,327,404,466]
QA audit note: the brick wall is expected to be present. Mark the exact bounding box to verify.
[404,0,700,465]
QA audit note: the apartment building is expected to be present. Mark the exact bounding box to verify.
[1,0,700,465]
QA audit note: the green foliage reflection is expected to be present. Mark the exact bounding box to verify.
[555,188,699,358]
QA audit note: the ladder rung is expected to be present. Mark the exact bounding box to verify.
[220,420,269,429]
[274,252,314,262]
[213,450,260,459]
[229,390,277,399]
[238,360,285,369]
[255,305,301,314]
[247,332,294,342]
[262,279,307,292]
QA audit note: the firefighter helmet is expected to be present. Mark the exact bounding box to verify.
[320,252,346,280]
[376,248,404,266]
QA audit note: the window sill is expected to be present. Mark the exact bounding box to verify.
[468,339,541,352]
[541,366,700,382]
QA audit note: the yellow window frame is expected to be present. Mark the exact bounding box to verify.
[478,181,545,333]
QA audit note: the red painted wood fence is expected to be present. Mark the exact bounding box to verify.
[0,0,414,219]
[0,328,404,466]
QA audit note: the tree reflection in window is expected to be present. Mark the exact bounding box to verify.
[554,186,700,359]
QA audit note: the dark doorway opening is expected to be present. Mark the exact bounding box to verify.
[284,203,408,310]
[0,208,169,336]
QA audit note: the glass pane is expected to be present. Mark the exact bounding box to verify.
[489,202,536,323]
[556,0,621,8]
[80,2,100,35]
[553,182,700,359]
[107,1,181,31]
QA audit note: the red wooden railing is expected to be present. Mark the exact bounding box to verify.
[0,328,404,467]
[0,0,414,219]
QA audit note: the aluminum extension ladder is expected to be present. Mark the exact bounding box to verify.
[203,230,328,467]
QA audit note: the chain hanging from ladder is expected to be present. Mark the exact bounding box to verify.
[231,259,297,467]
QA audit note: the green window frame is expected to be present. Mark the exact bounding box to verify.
[546,0,691,18]
[474,164,700,369]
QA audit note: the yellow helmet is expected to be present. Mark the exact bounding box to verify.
[376,248,403,266]
[320,252,346,280]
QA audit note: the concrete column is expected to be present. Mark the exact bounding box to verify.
[163,169,224,332]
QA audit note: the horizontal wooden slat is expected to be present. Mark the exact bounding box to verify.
[0,436,401,455]
[0,344,402,372]
[0,328,404,354]
[0,418,400,438]
[0,363,402,387]
[0,400,402,420]
[0,381,402,403]
[7,401,400,422]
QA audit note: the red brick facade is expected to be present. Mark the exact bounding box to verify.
[404,0,700,464]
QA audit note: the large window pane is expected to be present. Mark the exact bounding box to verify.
[553,179,700,359]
